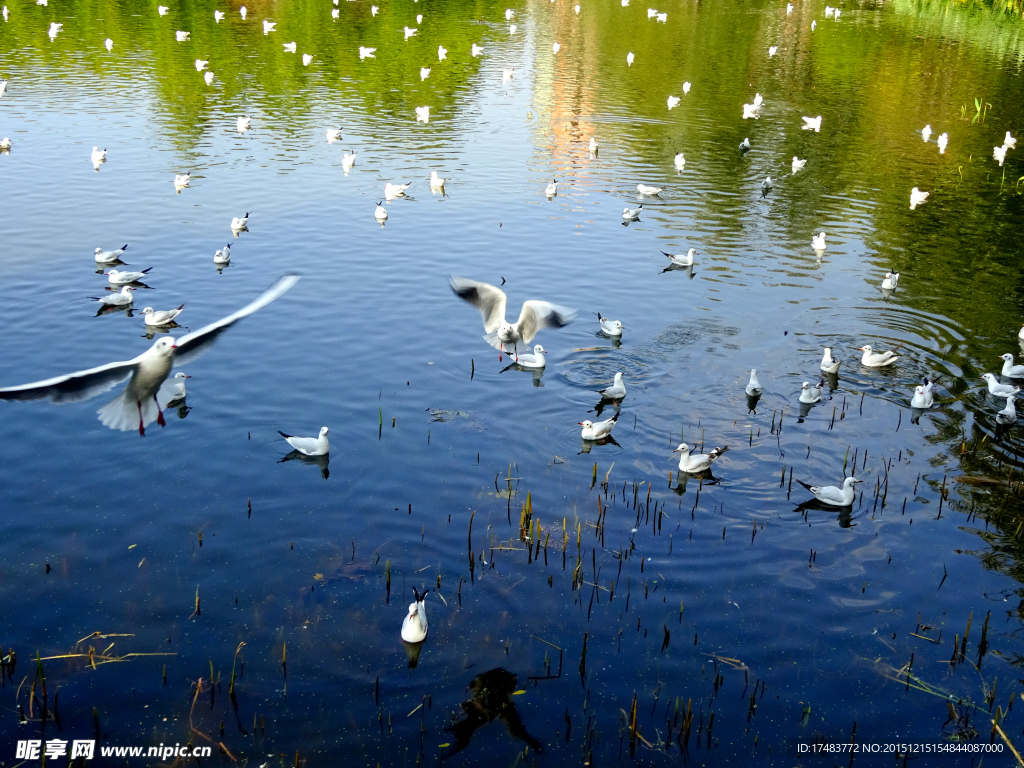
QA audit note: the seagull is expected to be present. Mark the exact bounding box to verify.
[513,345,547,369]
[416,14,423,23]
[622,204,642,220]
[761,176,773,196]
[937,133,948,154]
[231,213,250,230]
[810,231,827,251]
[426,171,446,189]
[662,248,696,266]
[0,276,299,435]
[797,477,862,507]
[1005,131,1017,149]
[95,245,128,263]
[810,19,816,30]
[626,52,634,66]
[91,286,135,307]
[910,378,935,409]
[471,43,483,57]
[175,30,189,41]
[742,93,764,119]
[552,42,560,54]
[2,4,8,17]
[994,144,1009,166]
[820,348,840,374]
[331,9,340,19]
[786,2,793,12]
[792,156,806,174]
[174,172,191,188]
[163,371,190,402]
[509,23,517,34]
[580,412,618,441]
[342,150,357,172]
[674,443,728,473]
[213,246,231,264]
[739,137,751,153]
[214,10,224,21]
[450,276,577,355]
[859,344,899,367]
[656,11,666,21]
[646,8,657,18]
[798,379,824,404]
[0,137,11,150]
[237,115,251,131]
[385,182,413,199]
[404,26,417,40]
[326,128,343,142]
[204,71,214,85]
[158,5,168,15]
[438,45,447,60]
[682,81,691,94]
[502,67,514,81]
[921,124,932,142]
[401,587,428,643]
[909,187,929,210]
[371,5,378,16]
[141,304,185,326]
[263,20,275,34]
[104,38,113,51]
[834,8,841,19]
[195,59,208,71]
[674,152,685,168]
[90,147,107,164]
[981,373,1020,398]
[1000,353,1024,378]
[417,65,429,78]
[768,45,777,56]
[745,369,762,396]
[302,54,313,66]
[415,106,430,122]
[881,272,899,290]
[637,184,662,195]
[596,313,623,336]
[505,8,515,20]
[667,95,680,109]
[545,179,558,197]
[279,426,329,456]
[374,201,387,221]
[589,137,598,153]
[283,41,297,53]
[998,395,1017,424]
[107,268,152,284]
[48,22,61,39]
[239,6,247,19]
[802,115,822,132]
[598,372,626,400]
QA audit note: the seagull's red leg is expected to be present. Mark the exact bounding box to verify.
[154,393,166,426]
[137,401,145,436]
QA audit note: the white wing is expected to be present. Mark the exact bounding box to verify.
[449,276,507,334]
[812,485,846,504]
[0,355,143,404]
[284,435,323,454]
[516,301,577,344]
[173,274,300,367]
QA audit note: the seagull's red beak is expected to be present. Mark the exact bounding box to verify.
[184,374,191,378]
[171,344,178,349]
[578,422,585,426]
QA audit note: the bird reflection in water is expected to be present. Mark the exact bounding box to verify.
[278,450,330,479]
[440,668,542,761]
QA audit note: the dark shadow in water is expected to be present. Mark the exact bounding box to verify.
[660,264,696,279]
[794,500,856,528]
[440,668,543,761]
[671,470,721,496]
[278,450,330,479]
[402,639,422,669]
[579,434,621,454]
[499,362,545,387]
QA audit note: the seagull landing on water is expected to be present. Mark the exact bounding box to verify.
[95,245,128,263]
[799,379,824,404]
[910,187,929,209]
[911,378,935,409]
[792,156,806,174]
[667,95,680,109]
[802,115,822,132]
[107,268,152,284]
[580,412,618,441]
[999,354,1024,378]
[279,426,329,456]
[745,369,762,396]
[450,276,577,356]
[812,232,827,251]
[674,443,728,473]
[881,272,899,290]
[663,248,696,266]
[545,179,558,197]
[859,344,899,367]
[739,137,751,153]
[598,373,626,401]
[91,286,134,307]
[622,205,642,220]
[401,588,428,643]
[596,313,623,337]
[374,201,387,221]
[142,304,185,326]
[982,373,1021,398]
[820,348,840,374]
[797,477,861,507]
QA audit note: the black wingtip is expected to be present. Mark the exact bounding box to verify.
[121,244,128,251]
[610,411,619,422]
[278,430,292,439]
[141,267,153,274]
[796,479,814,492]
[177,303,185,310]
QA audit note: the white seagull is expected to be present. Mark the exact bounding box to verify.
[204,71,214,85]
[999,353,1024,378]
[792,156,807,174]
[768,45,777,57]
[107,268,152,284]
[385,181,413,199]
[589,137,598,153]
[213,246,231,265]
[994,145,1008,166]
[627,52,634,66]
[599,372,626,400]
[596,313,623,336]
[745,369,762,396]
[91,286,135,307]
[263,20,275,34]
[214,10,224,22]
[283,41,297,53]
[513,345,547,369]
[881,272,899,290]
[802,115,822,132]
[158,5,168,15]
[981,373,1020,398]
[812,232,827,250]
[231,212,250,230]
[799,379,824,404]
[174,172,191,188]
[471,43,483,57]
[636,184,662,195]
[374,201,388,221]
[360,46,376,59]
[175,30,190,41]
[430,171,445,188]
[937,133,948,154]
[622,205,642,220]
[798,477,861,506]
[237,115,251,131]
[326,128,343,142]
[545,179,558,197]
[450,276,577,354]
[94,244,128,263]
[580,412,618,441]
[921,124,932,142]
[911,379,935,409]
[438,45,447,60]
[401,588,428,643]
[820,348,841,374]
[674,443,728,473]
[195,59,208,71]
[739,137,751,152]
[142,304,185,326]
[909,187,929,210]
[674,153,685,168]
[742,93,764,119]
[552,42,560,54]
[682,81,691,94]
[371,5,378,16]
[1004,131,1017,149]
[415,106,430,122]
[667,95,680,109]
[404,26,417,40]
[279,426,329,456]
[662,248,696,266]
[302,54,313,66]
[104,38,113,51]
[342,150,357,172]
[998,396,1017,424]
[859,344,899,367]
[0,276,299,435]
[239,6,246,19]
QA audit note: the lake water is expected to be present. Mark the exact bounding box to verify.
[2,0,1024,764]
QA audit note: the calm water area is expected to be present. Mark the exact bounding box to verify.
[2,0,1024,764]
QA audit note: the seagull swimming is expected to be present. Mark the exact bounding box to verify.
[342,150,357,172]
[404,26,417,40]
[626,52,634,66]
[279,426,329,456]
[401,587,428,643]
[104,38,113,51]
[596,313,623,337]
[994,145,1008,166]
[195,59,208,71]
[360,46,376,59]
[513,344,547,369]
[1004,131,1017,149]
[637,184,662,195]
[302,54,313,66]
[471,43,483,57]
[545,179,558,197]
[419,66,430,78]
[326,128,343,142]
[0,276,299,435]
[682,81,691,94]
[175,30,189,41]
[505,8,515,20]
[0,137,12,150]
[237,115,251,131]
[283,41,296,53]
[385,181,413,199]
[599,372,626,400]
[142,304,185,326]
[204,71,214,85]
[802,115,822,132]
[374,201,387,221]
[371,5,378,16]
[94,245,128,263]
[667,95,680,109]
[509,23,517,33]
[91,286,135,307]
[742,92,764,119]
[239,6,246,18]
[107,268,152,284]
[937,133,948,154]
[450,276,577,355]
[812,231,827,250]
[158,5,168,15]
[981,373,1020,398]
[909,187,929,210]
[415,106,430,122]
[662,248,696,266]
[580,412,618,441]
[792,156,807,174]
[430,171,445,188]
[674,152,685,168]
[911,378,935,409]
[768,45,777,56]
[921,124,932,142]
[213,245,231,264]
[674,442,728,473]
[174,172,191,188]
[998,395,1017,424]
[552,42,560,54]
[999,353,1024,378]
[502,67,514,81]
[231,213,249,230]
[798,477,861,506]
[263,20,275,34]
[761,176,773,196]
[859,344,899,367]
[589,137,598,153]
[799,379,824,404]
[820,348,840,374]
[881,272,900,290]
[745,369,762,396]
[438,45,447,60]
[214,10,224,21]
[622,204,642,220]
[739,137,751,153]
